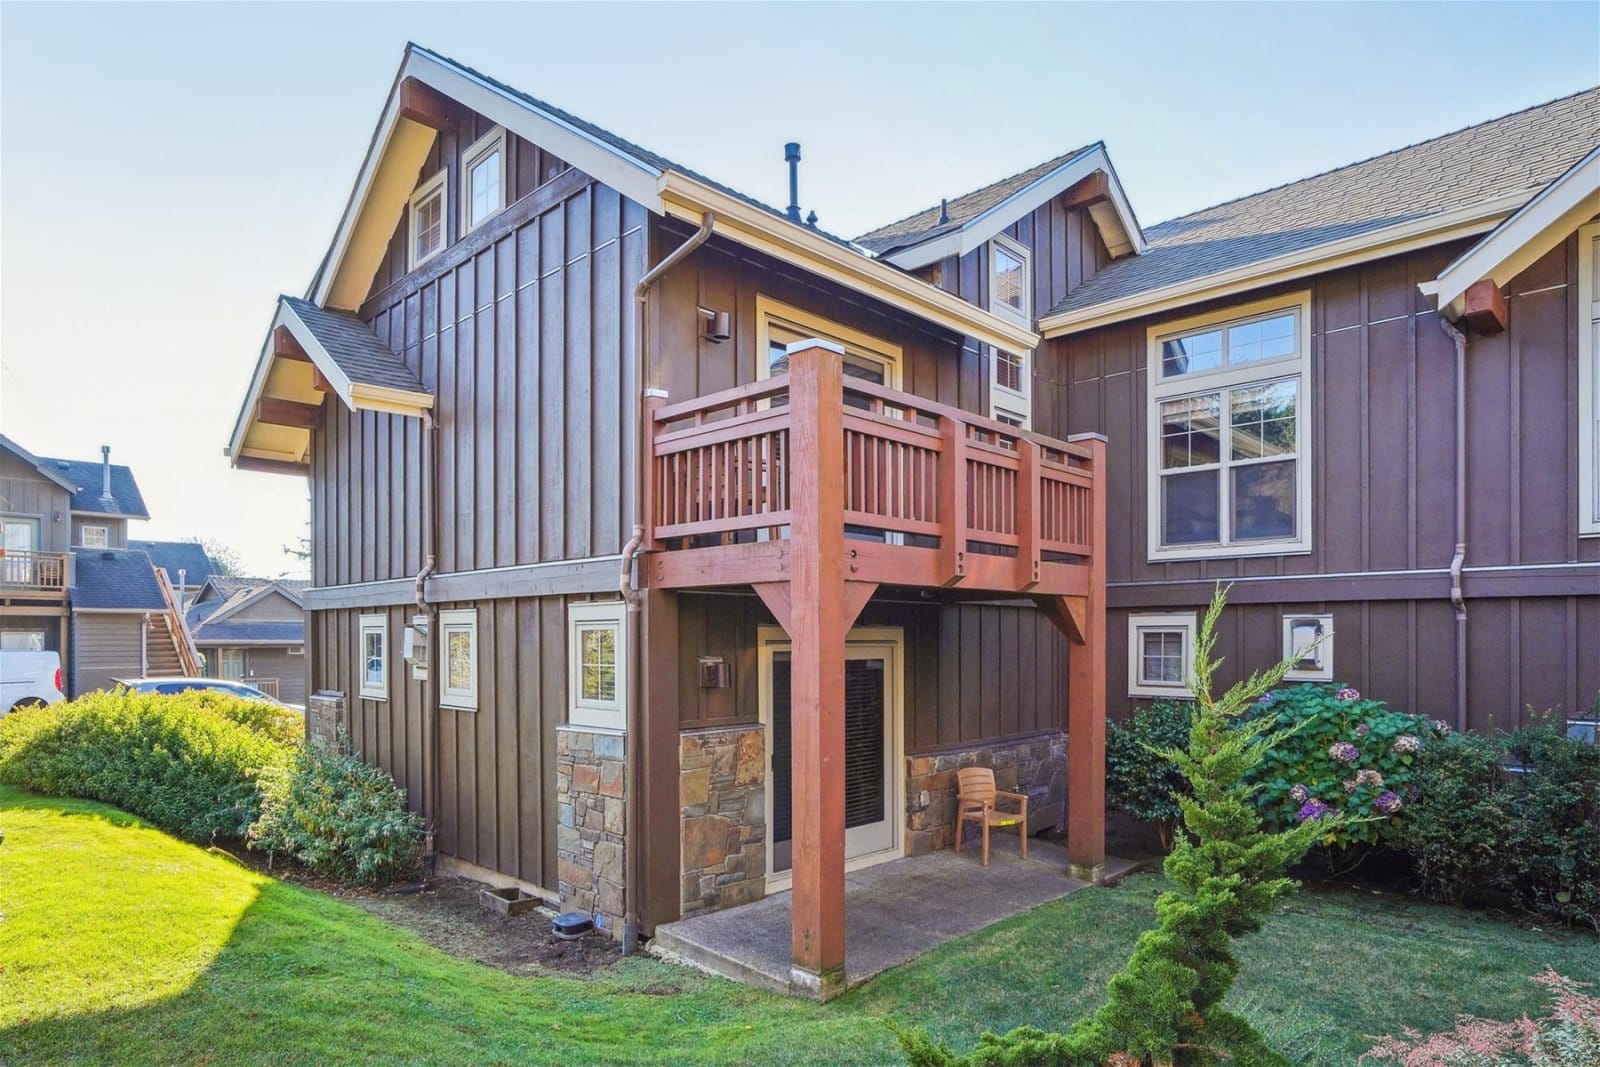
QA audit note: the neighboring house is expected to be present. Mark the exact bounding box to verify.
[186,576,308,704]
[226,43,1597,994]
[0,435,200,695]
[131,539,219,608]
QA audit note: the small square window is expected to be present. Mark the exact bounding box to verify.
[1128,613,1197,698]
[358,613,388,701]
[461,128,506,233]
[568,602,627,732]
[408,171,448,271]
[80,525,108,548]
[439,608,478,711]
[1282,615,1334,681]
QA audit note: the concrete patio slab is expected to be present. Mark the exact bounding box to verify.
[649,838,1138,999]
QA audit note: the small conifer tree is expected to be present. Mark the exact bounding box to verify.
[895,585,1333,1067]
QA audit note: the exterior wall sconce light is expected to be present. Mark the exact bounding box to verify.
[698,306,731,343]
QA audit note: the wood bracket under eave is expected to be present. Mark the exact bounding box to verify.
[1461,278,1508,335]
[256,397,323,430]
[273,326,311,362]
[399,77,460,131]
[1061,171,1110,210]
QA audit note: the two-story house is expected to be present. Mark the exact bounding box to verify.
[186,576,309,705]
[226,44,1597,998]
[1,435,201,697]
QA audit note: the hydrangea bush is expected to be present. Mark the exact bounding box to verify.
[1243,683,1448,849]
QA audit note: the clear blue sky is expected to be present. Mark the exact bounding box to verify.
[3,2,1595,575]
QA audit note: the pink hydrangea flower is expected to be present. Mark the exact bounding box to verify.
[1392,734,1420,755]
[1356,769,1385,788]
[1336,687,1361,701]
[1329,741,1361,763]
[1288,784,1309,804]
[1355,723,1371,735]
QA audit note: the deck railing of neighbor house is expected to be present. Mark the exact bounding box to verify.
[645,356,1098,595]
[251,677,281,699]
[0,550,71,598]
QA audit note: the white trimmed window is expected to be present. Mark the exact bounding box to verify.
[358,613,388,701]
[988,235,1033,427]
[439,608,478,711]
[1147,292,1312,561]
[568,602,626,732]
[1282,614,1334,681]
[1579,221,1599,536]
[408,171,448,271]
[1128,612,1196,698]
[461,127,506,234]
[80,525,108,548]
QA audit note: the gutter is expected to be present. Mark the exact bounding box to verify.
[618,211,716,955]
[1438,316,1470,733]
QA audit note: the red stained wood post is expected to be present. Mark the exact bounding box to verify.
[1065,433,1108,883]
[937,416,968,585]
[1015,436,1041,592]
[786,341,849,998]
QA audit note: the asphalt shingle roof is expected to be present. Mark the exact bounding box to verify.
[36,455,149,518]
[72,549,166,610]
[1046,86,1600,319]
[281,296,428,394]
[129,540,217,588]
[187,578,307,645]
[853,146,1099,257]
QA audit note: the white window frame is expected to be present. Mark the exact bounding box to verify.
[407,170,449,272]
[460,126,507,235]
[79,525,108,548]
[1579,221,1599,537]
[1128,612,1197,698]
[1282,614,1334,681]
[755,295,904,389]
[1146,291,1313,562]
[988,235,1033,427]
[568,601,627,732]
[358,613,388,701]
[439,608,479,711]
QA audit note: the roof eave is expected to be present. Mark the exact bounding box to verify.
[1428,147,1600,318]
[659,173,1041,355]
[1039,190,1532,338]
[879,145,1148,272]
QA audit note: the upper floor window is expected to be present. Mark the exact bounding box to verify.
[988,235,1032,426]
[1146,292,1312,561]
[79,525,108,548]
[756,295,904,402]
[1579,221,1599,537]
[408,171,448,271]
[461,127,506,234]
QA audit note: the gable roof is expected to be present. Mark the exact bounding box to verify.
[854,143,1146,265]
[71,548,166,610]
[129,539,218,587]
[187,577,308,644]
[35,453,149,519]
[0,434,78,493]
[1039,86,1600,336]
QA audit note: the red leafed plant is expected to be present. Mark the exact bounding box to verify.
[1360,969,1600,1066]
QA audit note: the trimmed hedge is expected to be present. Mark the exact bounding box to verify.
[0,689,295,840]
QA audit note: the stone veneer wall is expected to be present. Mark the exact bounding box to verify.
[306,690,343,745]
[905,733,1066,855]
[556,728,627,937]
[679,725,766,917]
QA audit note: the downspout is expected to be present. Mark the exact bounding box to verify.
[1439,315,1469,733]
[619,212,715,955]
[416,410,441,873]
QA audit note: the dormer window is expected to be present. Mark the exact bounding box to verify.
[408,171,448,270]
[988,235,1033,426]
[462,127,506,233]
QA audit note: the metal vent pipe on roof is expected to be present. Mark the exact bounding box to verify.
[100,445,112,501]
[784,142,802,222]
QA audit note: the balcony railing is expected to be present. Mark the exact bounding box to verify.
[645,349,1101,597]
[0,550,71,599]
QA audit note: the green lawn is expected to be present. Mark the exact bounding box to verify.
[2,786,1594,1065]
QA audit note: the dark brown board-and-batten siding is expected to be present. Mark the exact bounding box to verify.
[313,599,591,890]
[309,148,647,589]
[1049,235,1600,727]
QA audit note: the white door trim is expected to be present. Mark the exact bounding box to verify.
[757,625,906,894]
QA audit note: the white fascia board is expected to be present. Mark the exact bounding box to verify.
[310,47,665,311]
[882,145,1147,271]
[659,174,1041,354]
[1430,147,1600,316]
[1039,191,1532,338]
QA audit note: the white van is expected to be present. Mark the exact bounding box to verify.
[0,650,64,714]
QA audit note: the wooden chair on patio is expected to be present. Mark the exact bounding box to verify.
[955,767,1029,865]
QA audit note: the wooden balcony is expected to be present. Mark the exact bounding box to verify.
[644,348,1102,599]
[0,551,71,600]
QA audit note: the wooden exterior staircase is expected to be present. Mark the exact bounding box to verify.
[145,568,202,677]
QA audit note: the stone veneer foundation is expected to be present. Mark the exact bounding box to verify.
[905,733,1066,855]
[306,690,343,745]
[556,728,627,937]
[679,725,767,916]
